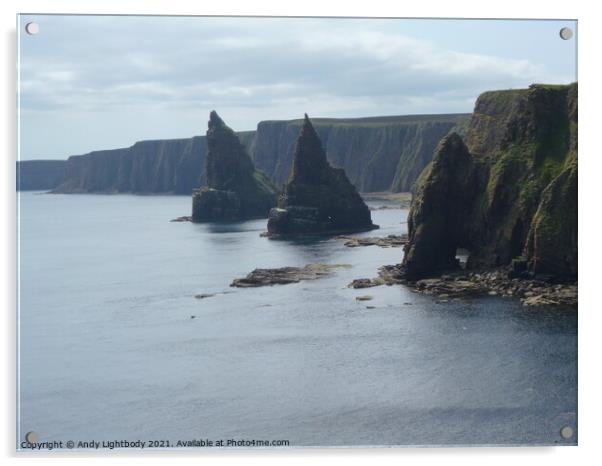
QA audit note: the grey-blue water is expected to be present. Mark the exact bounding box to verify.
[17,192,577,448]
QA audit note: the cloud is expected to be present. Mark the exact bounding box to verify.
[17,16,574,158]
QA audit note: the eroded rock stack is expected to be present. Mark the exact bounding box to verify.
[267,114,377,235]
[402,83,578,281]
[192,111,277,222]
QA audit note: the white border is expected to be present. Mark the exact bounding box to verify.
[3,1,601,465]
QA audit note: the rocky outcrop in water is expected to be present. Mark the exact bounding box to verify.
[231,263,350,287]
[402,83,578,281]
[410,269,577,306]
[17,160,66,191]
[267,115,377,236]
[336,234,407,248]
[348,263,577,306]
[191,111,277,222]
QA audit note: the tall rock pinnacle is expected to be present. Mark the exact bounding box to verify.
[267,114,377,235]
[192,111,277,222]
[205,110,255,191]
[289,113,331,185]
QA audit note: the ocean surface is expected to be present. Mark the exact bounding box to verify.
[17,192,577,448]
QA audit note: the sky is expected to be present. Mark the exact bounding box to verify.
[17,15,577,160]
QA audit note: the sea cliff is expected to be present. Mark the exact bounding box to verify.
[20,113,468,194]
[17,160,66,191]
[52,134,245,195]
[402,83,577,281]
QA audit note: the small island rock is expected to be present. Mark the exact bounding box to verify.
[266,114,377,236]
[192,111,277,222]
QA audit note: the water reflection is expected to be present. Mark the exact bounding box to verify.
[18,193,577,446]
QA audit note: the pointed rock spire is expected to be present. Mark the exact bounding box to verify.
[290,114,330,185]
[192,111,277,222]
[267,114,377,235]
[205,111,254,190]
[209,110,225,127]
[207,111,231,145]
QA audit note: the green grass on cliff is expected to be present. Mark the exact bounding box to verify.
[263,114,471,130]
[530,83,573,91]
[253,169,279,194]
[463,89,527,154]
[477,88,525,103]
[488,83,574,209]
[413,160,434,193]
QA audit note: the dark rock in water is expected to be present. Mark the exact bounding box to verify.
[192,189,243,221]
[336,234,408,248]
[357,262,577,306]
[347,264,405,289]
[231,263,350,288]
[170,216,192,222]
[402,83,578,281]
[410,268,577,307]
[267,115,377,236]
[377,264,407,285]
[348,278,384,289]
[192,111,277,222]
[414,278,487,297]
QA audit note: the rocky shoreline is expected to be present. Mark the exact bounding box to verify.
[335,234,407,248]
[349,265,577,307]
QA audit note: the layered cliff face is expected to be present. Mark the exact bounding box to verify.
[403,83,577,280]
[267,115,376,235]
[17,160,66,191]
[192,112,277,222]
[251,114,469,192]
[31,113,468,195]
[49,129,255,195]
[52,137,207,194]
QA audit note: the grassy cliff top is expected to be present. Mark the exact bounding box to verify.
[258,113,471,129]
[473,83,575,107]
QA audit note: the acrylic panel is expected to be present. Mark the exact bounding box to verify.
[16,15,577,450]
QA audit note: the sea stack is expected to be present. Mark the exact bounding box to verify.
[267,114,377,235]
[192,111,277,222]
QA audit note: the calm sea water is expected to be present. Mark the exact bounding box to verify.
[17,192,577,448]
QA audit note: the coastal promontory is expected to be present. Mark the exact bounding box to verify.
[402,83,577,281]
